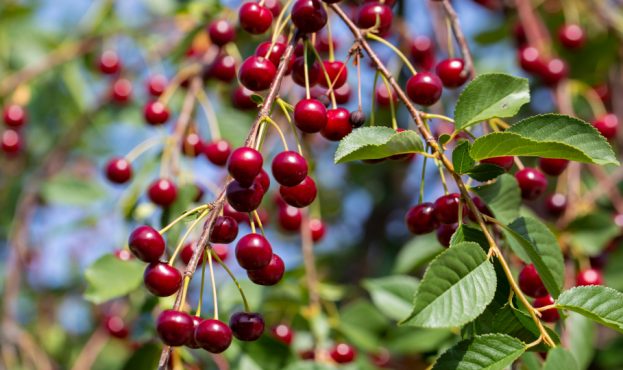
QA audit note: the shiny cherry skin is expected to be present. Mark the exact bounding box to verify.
[558,24,585,49]
[180,243,203,267]
[238,2,273,34]
[207,54,237,82]
[356,2,393,35]
[255,41,286,68]
[434,193,464,224]
[538,58,568,86]
[235,233,273,270]
[539,158,569,176]
[319,60,347,88]
[309,218,326,242]
[278,205,303,231]
[436,223,457,247]
[186,316,204,348]
[110,78,132,103]
[271,324,294,345]
[227,147,263,187]
[231,86,257,110]
[194,319,233,353]
[481,156,514,171]
[98,50,122,75]
[518,264,548,298]
[264,0,283,17]
[144,101,170,125]
[147,74,167,97]
[230,312,265,341]
[294,98,327,133]
[291,0,328,34]
[210,216,239,243]
[279,176,317,208]
[105,157,132,184]
[182,133,203,157]
[272,151,308,186]
[330,343,357,364]
[256,169,271,193]
[208,19,235,46]
[144,263,182,297]
[515,168,547,200]
[406,72,442,106]
[204,139,231,166]
[375,85,397,107]
[213,244,229,261]
[321,107,352,141]
[156,309,193,347]
[533,295,560,323]
[576,268,604,286]
[114,249,133,261]
[435,58,469,88]
[226,179,265,212]
[410,35,435,70]
[405,202,439,235]
[104,315,130,339]
[239,56,276,92]
[247,254,285,285]
[517,46,545,74]
[545,193,567,216]
[592,113,618,139]
[292,57,320,87]
[128,225,165,262]
[148,178,178,207]
[3,104,26,127]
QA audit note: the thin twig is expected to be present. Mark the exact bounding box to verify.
[440,0,475,79]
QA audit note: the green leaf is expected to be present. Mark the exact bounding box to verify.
[122,343,161,370]
[363,275,419,321]
[470,114,619,166]
[41,173,105,205]
[283,362,338,370]
[454,73,530,130]
[473,174,521,224]
[502,217,564,298]
[466,164,506,182]
[432,334,526,370]
[452,141,475,174]
[386,327,453,354]
[401,242,496,328]
[393,233,445,274]
[543,348,579,370]
[84,254,145,304]
[566,312,596,369]
[555,286,623,333]
[566,212,619,256]
[450,224,488,249]
[334,127,424,163]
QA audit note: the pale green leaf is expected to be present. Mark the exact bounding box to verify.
[84,254,144,304]
[555,286,623,333]
[432,334,526,370]
[363,275,419,321]
[334,127,424,163]
[543,348,579,370]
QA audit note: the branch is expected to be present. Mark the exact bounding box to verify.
[440,0,475,79]
[69,327,109,370]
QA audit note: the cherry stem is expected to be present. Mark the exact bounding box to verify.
[168,208,210,266]
[419,145,430,204]
[207,245,219,319]
[307,41,338,108]
[300,210,321,314]
[324,4,335,62]
[194,88,222,140]
[366,32,417,75]
[252,211,266,237]
[249,214,257,234]
[159,204,210,235]
[445,18,455,58]
[435,158,449,194]
[440,0,475,79]
[304,41,311,100]
[262,116,289,151]
[125,135,163,163]
[379,73,398,130]
[277,98,304,155]
[271,0,295,44]
[195,249,208,317]
[356,52,363,112]
[211,250,251,312]
[370,70,380,126]
[422,113,454,123]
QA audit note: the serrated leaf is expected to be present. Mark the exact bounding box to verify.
[470,114,619,166]
[450,225,488,249]
[466,163,506,182]
[393,233,444,274]
[555,286,623,332]
[334,127,424,163]
[452,140,475,174]
[473,174,521,224]
[454,73,530,130]
[363,275,419,321]
[432,334,526,370]
[401,242,496,328]
[543,348,579,370]
[84,254,145,304]
[501,217,564,298]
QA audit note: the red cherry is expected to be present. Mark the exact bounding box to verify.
[223,202,248,223]
[226,179,265,212]
[279,176,317,208]
[227,147,264,187]
[264,0,283,17]
[128,225,165,263]
[532,295,559,323]
[481,156,514,171]
[235,233,273,270]
[435,58,469,88]
[208,19,235,46]
[406,72,442,106]
[292,57,320,87]
[370,349,391,368]
[356,2,393,35]
[291,0,328,34]
[213,244,229,261]
[517,46,545,75]
[194,319,232,353]
[515,168,547,200]
[538,158,569,176]
[231,86,257,110]
[272,151,309,186]
[330,343,357,364]
[3,104,26,127]
[376,85,397,107]
[410,36,435,70]
[104,315,130,339]
[545,193,567,216]
[210,216,239,244]
[256,169,271,193]
[271,324,294,345]
[156,310,193,347]
[538,58,568,86]
[114,249,133,261]
[255,41,287,69]
[519,264,548,298]
[239,56,276,91]
[229,312,265,341]
[278,205,303,231]
[143,101,170,125]
[181,243,203,267]
[182,133,204,157]
[148,178,178,207]
[294,98,327,133]
[576,268,603,286]
[436,223,457,247]
[239,2,273,34]
[144,263,182,297]
[105,157,132,184]
[98,50,122,75]
[147,74,167,97]
[204,139,231,166]
[309,218,326,242]
[321,107,352,141]
[207,54,237,82]
[247,253,285,285]
[186,316,203,348]
[433,193,464,224]
[405,202,439,235]
[334,83,351,104]
[110,78,132,103]
[558,24,585,49]
[315,33,339,53]
[513,23,528,46]
[592,113,618,139]
[319,60,347,89]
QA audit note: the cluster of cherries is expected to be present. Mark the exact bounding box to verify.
[1,104,25,155]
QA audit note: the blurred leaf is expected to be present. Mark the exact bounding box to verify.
[84,254,144,304]
[543,348,579,370]
[121,343,161,370]
[432,334,525,370]
[567,212,619,256]
[334,127,425,163]
[466,163,506,182]
[566,312,596,369]
[283,362,338,370]
[385,326,453,354]
[474,174,521,224]
[41,173,106,205]
[393,233,444,274]
[474,23,511,45]
[363,275,419,321]
[216,105,254,148]
[239,335,293,370]
[555,286,623,333]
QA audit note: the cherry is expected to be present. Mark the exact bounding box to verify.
[538,158,569,176]
[148,178,178,207]
[349,110,366,128]
[238,2,273,35]
[143,101,170,125]
[156,310,193,347]
[436,223,457,247]
[558,24,585,49]
[518,264,548,298]
[330,343,357,364]
[114,249,133,261]
[315,33,339,53]
[227,147,263,187]
[309,218,326,242]
[128,225,165,262]
[181,243,203,266]
[235,233,273,270]
[545,193,567,216]
[110,78,132,103]
[223,202,248,223]
[322,107,352,141]
[104,157,132,184]
[435,58,469,88]
[208,19,235,46]
[517,46,545,74]
[513,23,528,46]
[210,216,239,243]
[469,196,493,221]
[232,86,257,110]
[230,312,265,341]
[213,244,229,261]
[406,72,442,106]
[592,113,618,139]
[264,0,283,17]
[410,35,435,70]
[226,179,265,212]
[207,54,237,82]
[319,61,348,89]
[576,268,604,286]
[405,202,438,235]
[481,156,514,171]
[239,56,276,91]
[291,0,328,34]
[334,84,352,104]
[104,315,130,339]
[515,168,547,200]
[247,253,285,285]
[434,193,464,224]
[279,176,317,208]
[278,205,303,231]
[98,50,122,75]
[538,58,568,86]
[194,319,232,353]
[594,84,610,103]
[532,295,560,323]
[256,41,286,68]
[376,85,397,107]
[272,151,308,186]
[186,316,204,348]
[271,324,294,345]
[144,263,182,297]
[3,104,26,127]
[370,349,391,368]
[182,133,203,157]
[292,57,320,87]
[204,139,231,166]
[256,169,271,192]
[294,98,327,133]
[356,2,393,35]
[147,74,167,97]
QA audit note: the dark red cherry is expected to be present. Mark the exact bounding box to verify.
[255,41,287,68]
[292,57,320,87]
[99,50,122,75]
[208,19,235,46]
[256,169,271,193]
[434,193,464,224]
[181,243,203,267]
[110,78,132,103]
[279,176,317,208]
[309,218,326,242]
[436,223,457,247]
[294,98,327,133]
[545,193,567,216]
[592,114,618,139]
[239,2,273,34]
[144,263,182,297]
[232,86,257,110]
[330,343,357,364]
[148,178,178,207]
[558,24,585,49]
[147,74,167,97]
[226,179,265,212]
[271,324,294,345]
[515,168,547,200]
[539,158,569,176]
[144,101,170,125]
[376,85,397,107]
[207,54,237,82]
[210,216,239,244]
[182,133,204,157]
[223,202,248,223]
[272,151,308,186]
[105,157,132,184]
[435,58,469,88]
[481,156,514,171]
[104,315,130,339]
[247,254,285,285]
[319,60,347,89]
[410,35,435,70]
[128,225,165,262]
[356,2,393,35]
[334,83,351,104]
[538,58,568,86]
[405,202,438,235]
[264,0,283,17]
[349,110,366,128]
[186,316,204,348]
[204,139,232,166]
[235,233,273,270]
[533,295,559,323]
[194,319,232,353]
[278,205,303,232]
[519,264,548,298]
[230,312,265,341]
[576,268,603,286]
[291,0,328,34]
[239,56,276,91]
[321,107,352,141]
[227,147,263,187]
[3,104,26,127]
[406,72,442,106]
[517,46,545,74]
[156,309,193,347]
[213,244,229,261]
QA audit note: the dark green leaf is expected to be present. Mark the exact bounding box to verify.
[466,163,506,182]
[452,141,475,174]
[334,127,425,163]
[122,343,161,370]
[432,334,526,370]
[450,224,488,249]
[473,174,521,224]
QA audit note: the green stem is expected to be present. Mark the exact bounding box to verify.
[211,250,251,312]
